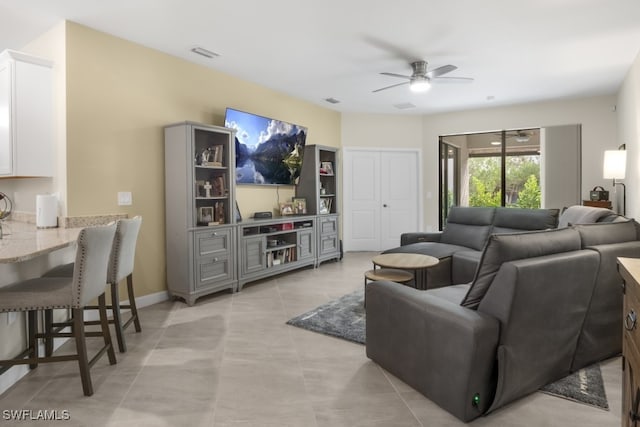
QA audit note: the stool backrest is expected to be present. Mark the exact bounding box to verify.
[108,216,142,284]
[73,223,117,307]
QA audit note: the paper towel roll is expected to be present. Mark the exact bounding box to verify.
[36,194,58,228]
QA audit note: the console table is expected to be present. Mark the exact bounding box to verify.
[619,257,640,427]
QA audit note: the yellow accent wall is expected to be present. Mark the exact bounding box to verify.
[64,22,341,297]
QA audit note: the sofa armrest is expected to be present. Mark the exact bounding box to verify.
[365,281,499,422]
[400,232,442,245]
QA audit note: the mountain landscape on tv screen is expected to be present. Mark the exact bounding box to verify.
[225,109,306,185]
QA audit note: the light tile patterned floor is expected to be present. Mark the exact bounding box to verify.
[0,252,622,426]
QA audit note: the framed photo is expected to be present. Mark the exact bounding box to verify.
[195,180,206,197]
[198,206,214,225]
[279,202,295,216]
[319,198,331,214]
[213,175,226,196]
[292,197,307,214]
[320,161,334,175]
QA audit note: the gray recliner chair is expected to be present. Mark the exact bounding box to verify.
[366,227,600,422]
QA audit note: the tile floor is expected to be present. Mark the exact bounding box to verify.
[0,252,622,426]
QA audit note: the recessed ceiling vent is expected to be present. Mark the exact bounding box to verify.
[393,102,416,110]
[190,47,219,59]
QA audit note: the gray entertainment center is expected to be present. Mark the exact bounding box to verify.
[164,121,340,305]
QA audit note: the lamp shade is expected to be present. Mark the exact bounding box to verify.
[603,150,626,179]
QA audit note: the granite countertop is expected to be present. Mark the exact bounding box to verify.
[0,220,82,263]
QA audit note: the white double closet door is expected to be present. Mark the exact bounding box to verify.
[344,149,421,252]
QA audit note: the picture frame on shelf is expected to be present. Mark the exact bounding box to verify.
[320,161,334,175]
[292,197,307,214]
[195,180,206,197]
[198,206,214,225]
[213,175,226,197]
[319,198,332,214]
[280,202,295,216]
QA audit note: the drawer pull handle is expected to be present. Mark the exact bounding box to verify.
[211,232,218,237]
[625,310,637,331]
[212,257,218,263]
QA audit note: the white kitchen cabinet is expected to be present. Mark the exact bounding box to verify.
[0,49,53,177]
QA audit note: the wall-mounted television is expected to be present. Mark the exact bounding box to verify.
[224,108,307,185]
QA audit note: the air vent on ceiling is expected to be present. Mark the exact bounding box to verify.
[324,97,340,104]
[393,102,416,110]
[190,47,219,59]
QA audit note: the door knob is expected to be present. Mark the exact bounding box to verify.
[383,204,388,208]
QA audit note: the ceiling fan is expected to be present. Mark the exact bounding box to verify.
[373,60,473,93]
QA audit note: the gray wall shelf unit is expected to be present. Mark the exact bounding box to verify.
[296,145,341,264]
[164,122,237,306]
[237,215,316,291]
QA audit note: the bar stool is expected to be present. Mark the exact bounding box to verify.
[0,224,117,396]
[45,216,142,353]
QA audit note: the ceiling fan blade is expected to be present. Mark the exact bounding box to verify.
[362,35,422,63]
[372,81,410,93]
[380,72,411,80]
[433,76,474,82]
[425,64,457,78]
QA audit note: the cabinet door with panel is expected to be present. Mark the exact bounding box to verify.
[297,228,315,261]
[0,49,53,177]
[242,235,266,276]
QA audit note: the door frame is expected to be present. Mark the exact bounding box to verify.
[343,147,423,252]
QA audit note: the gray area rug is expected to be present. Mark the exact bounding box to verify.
[286,289,609,410]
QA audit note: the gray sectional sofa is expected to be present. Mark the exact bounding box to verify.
[366,219,640,422]
[385,206,560,288]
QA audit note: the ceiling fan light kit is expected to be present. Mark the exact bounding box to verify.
[410,76,431,92]
[373,59,473,93]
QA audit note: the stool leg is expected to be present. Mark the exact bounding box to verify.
[127,274,142,333]
[44,309,53,357]
[28,311,38,369]
[99,294,117,365]
[110,281,126,353]
[73,308,93,396]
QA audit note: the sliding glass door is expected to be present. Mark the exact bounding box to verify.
[439,129,541,228]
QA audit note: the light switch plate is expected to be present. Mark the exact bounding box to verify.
[117,191,132,206]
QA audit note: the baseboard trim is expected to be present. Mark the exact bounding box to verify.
[0,290,170,396]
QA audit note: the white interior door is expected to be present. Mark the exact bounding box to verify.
[344,150,380,251]
[380,151,419,250]
[344,149,420,252]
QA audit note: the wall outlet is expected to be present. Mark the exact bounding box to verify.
[117,191,132,206]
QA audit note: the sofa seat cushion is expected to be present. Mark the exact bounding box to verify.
[573,220,637,247]
[383,242,472,260]
[452,251,482,284]
[460,228,582,309]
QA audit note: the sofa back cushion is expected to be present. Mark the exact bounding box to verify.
[492,207,559,234]
[573,220,637,247]
[460,227,582,309]
[441,207,495,251]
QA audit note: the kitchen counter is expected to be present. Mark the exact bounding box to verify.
[0,221,81,263]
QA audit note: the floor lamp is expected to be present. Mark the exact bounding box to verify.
[603,146,627,215]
